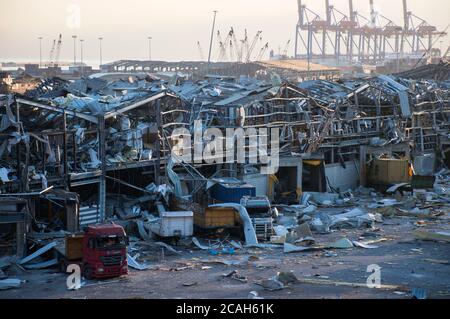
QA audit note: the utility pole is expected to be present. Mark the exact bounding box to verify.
[98,37,103,69]
[38,37,43,68]
[72,35,77,66]
[80,39,84,76]
[148,36,152,61]
[207,10,218,70]
[307,23,311,79]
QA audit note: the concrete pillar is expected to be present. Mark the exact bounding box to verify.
[16,222,26,258]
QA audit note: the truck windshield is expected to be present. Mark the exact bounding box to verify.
[96,235,126,250]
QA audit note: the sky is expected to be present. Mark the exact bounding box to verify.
[0,0,449,64]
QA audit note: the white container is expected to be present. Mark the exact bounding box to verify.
[150,211,193,237]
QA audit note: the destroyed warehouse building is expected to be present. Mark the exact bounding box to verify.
[0,65,449,267]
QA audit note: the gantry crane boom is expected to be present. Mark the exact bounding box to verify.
[229,40,235,62]
[230,27,242,62]
[282,40,291,57]
[197,41,205,61]
[217,29,233,61]
[48,39,56,67]
[256,42,269,61]
[245,31,262,62]
[243,29,249,61]
[217,42,226,61]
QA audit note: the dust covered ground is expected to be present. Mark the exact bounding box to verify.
[1,215,449,299]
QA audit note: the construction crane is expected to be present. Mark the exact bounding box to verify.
[217,28,234,61]
[245,31,262,63]
[54,34,63,67]
[216,31,223,47]
[230,27,242,62]
[216,31,225,61]
[242,29,249,62]
[229,40,235,62]
[256,42,269,61]
[197,41,205,61]
[217,42,226,61]
[47,39,56,67]
[282,40,291,57]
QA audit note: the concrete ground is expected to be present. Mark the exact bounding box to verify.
[1,215,449,299]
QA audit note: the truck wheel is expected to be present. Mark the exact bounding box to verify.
[83,266,94,280]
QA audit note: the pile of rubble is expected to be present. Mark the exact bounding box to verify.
[0,65,449,294]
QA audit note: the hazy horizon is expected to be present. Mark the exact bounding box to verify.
[1,0,449,65]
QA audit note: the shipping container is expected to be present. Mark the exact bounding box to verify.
[209,178,256,203]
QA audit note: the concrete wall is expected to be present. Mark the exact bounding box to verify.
[325,161,360,191]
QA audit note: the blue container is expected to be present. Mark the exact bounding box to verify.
[209,179,256,204]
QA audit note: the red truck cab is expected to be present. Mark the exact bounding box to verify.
[82,224,128,279]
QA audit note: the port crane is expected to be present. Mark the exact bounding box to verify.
[197,41,205,61]
[47,34,63,67]
[256,42,269,61]
[245,31,262,63]
[47,39,56,67]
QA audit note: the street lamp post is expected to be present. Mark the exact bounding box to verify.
[98,37,103,69]
[207,10,218,70]
[80,39,84,76]
[72,35,77,66]
[38,37,43,68]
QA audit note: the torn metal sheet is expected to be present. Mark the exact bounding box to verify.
[310,207,379,233]
[326,238,354,249]
[136,220,152,241]
[398,91,411,117]
[230,241,243,250]
[352,241,379,249]
[0,167,11,182]
[284,243,319,253]
[256,277,284,291]
[127,254,150,271]
[386,183,410,193]
[0,278,24,290]
[192,237,219,250]
[154,242,181,254]
[23,258,59,270]
[18,241,58,265]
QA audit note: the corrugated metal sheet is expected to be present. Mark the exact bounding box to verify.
[79,205,100,227]
[398,91,411,117]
